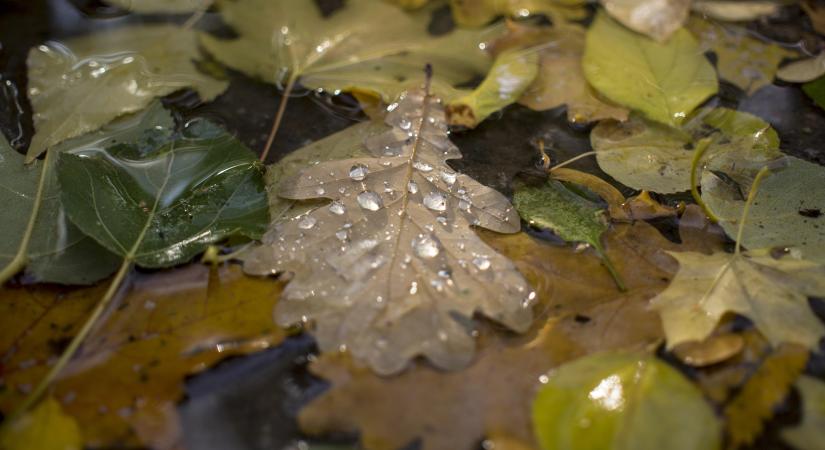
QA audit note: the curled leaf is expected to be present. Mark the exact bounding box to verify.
[671,333,744,367]
[26,25,227,161]
[583,12,718,127]
[244,89,533,374]
[600,0,691,42]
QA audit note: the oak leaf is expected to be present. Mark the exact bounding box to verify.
[0,265,286,449]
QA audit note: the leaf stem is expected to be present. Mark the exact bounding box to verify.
[0,152,54,285]
[7,259,132,422]
[689,138,719,222]
[596,246,626,292]
[260,73,298,162]
[548,151,599,172]
[734,166,771,256]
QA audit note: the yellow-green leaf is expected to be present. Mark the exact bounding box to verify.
[532,352,721,450]
[583,12,718,127]
[0,397,82,450]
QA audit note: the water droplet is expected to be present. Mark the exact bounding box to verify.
[329,201,346,215]
[349,163,369,181]
[298,215,317,230]
[458,200,471,211]
[413,161,433,172]
[437,268,451,278]
[413,235,439,258]
[336,229,347,240]
[436,216,448,225]
[399,119,412,130]
[407,180,419,194]
[473,256,491,271]
[423,192,447,211]
[315,187,325,195]
[409,281,418,294]
[357,191,383,211]
[441,170,457,185]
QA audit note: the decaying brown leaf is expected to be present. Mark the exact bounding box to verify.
[495,22,629,123]
[724,343,809,448]
[802,0,825,35]
[243,88,534,375]
[297,220,725,450]
[0,265,285,449]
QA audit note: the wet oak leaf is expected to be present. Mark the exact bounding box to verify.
[0,265,286,449]
[591,107,781,193]
[600,0,691,42]
[0,396,82,450]
[243,88,534,374]
[688,17,797,94]
[782,375,825,450]
[297,220,723,450]
[532,352,721,450]
[0,103,177,285]
[724,343,808,448]
[701,156,825,263]
[650,250,825,350]
[57,119,269,268]
[200,0,493,106]
[497,22,629,124]
[583,12,718,127]
[26,25,227,162]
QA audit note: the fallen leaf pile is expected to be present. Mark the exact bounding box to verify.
[1,0,824,449]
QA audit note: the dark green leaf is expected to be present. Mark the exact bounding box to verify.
[803,75,825,110]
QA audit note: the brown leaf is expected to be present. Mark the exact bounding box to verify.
[0,265,285,449]
[298,220,723,450]
[802,0,825,36]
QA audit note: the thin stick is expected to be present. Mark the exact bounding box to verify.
[260,73,297,162]
[548,151,599,172]
[7,259,131,421]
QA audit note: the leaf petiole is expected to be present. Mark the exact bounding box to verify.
[688,137,719,222]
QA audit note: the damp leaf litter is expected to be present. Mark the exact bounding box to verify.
[0,1,824,450]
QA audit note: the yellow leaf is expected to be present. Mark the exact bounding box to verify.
[0,397,82,450]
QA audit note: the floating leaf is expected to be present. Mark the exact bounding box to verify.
[803,75,825,110]
[104,0,211,12]
[776,52,825,83]
[446,48,539,127]
[26,25,227,161]
[0,265,285,449]
[591,108,780,193]
[532,352,721,450]
[688,17,796,94]
[0,103,176,285]
[549,168,630,220]
[600,0,690,41]
[650,250,825,350]
[725,343,808,448]
[691,1,780,22]
[449,0,588,27]
[201,0,492,104]
[0,397,82,450]
[243,89,532,374]
[701,156,825,263]
[499,22,629,123]
[782,376,825,450]
[514,178,624,289]
[58,119,268,268]
[583,12,718,127]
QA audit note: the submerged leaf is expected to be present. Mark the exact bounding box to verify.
[0,265,286,449]
[583,12,718,127]
[0,396,82,450]
[0,103,177,285]
[701,156,825,263]
[725,343,808,448]
[201,0,492,104]
[532,352,721,450]
[243,89,532,374]
[782,376,825,450]
[26,25,227,161]
[688,17,796,94]
[502,22,629,123]
[104,0,211,12]
[601,0,690,41]
[446,48,539,127]
[591,108,780,193]
[57,119,268,268]
[650,250,825,350]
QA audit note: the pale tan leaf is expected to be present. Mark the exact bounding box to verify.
[650,250,825,350]
[782,375,825,450]
[243,89,533,374]
[776,52,825,83]
[671,333,744,367]
[691,1,780,22]
[601,0,691,42]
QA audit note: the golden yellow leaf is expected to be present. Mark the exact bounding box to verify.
[0,265,285,449]
[0,397,82,450]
